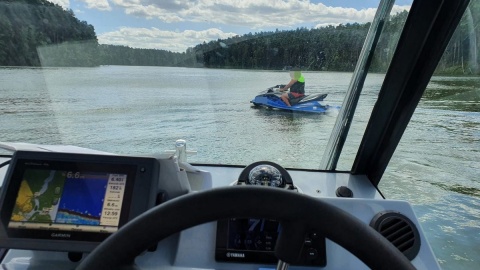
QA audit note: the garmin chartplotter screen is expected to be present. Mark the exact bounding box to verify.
[0,150,159,252]
[9,169,127,234]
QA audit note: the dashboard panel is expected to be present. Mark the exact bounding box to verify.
[0,151,440,269]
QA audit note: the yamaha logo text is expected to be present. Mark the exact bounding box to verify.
[226,252,245,258]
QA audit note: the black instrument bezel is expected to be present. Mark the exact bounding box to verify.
[0,150,159,252]
[216,161,326,266]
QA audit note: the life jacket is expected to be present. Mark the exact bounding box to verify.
[290,75,305,95]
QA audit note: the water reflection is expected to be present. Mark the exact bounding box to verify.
[431,183,480,198]
[424,78,480,112]
[252,106,329,120]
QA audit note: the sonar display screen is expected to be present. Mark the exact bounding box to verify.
[8,169,127,233]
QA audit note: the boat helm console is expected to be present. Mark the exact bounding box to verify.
[0,148,437,269]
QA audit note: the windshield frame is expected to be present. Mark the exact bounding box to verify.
[351,0,472,186]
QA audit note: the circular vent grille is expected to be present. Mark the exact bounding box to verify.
[370,211,421,260]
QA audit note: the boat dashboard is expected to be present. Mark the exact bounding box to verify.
[0,145,440,269]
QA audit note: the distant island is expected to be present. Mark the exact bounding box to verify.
[0,0,478,74]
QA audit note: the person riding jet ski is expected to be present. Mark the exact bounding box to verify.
[279,67,305,106]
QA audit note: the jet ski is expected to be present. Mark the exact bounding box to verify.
[250,85,335,113]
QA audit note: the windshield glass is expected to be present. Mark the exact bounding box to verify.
[0,0,412,170]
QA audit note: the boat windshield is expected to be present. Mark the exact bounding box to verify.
[0,0,413,170]
[0,0,479,269]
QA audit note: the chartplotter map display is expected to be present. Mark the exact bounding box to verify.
[9,169,127,233]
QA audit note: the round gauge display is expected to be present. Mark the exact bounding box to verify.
[247,164,284,187]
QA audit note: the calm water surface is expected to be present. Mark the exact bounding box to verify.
[0,66,479,269]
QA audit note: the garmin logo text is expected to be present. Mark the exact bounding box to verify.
[226,252,245,258]
[51,233,71,238]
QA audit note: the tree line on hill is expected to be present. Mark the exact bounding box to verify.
[0,0,478,74]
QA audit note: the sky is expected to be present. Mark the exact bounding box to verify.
[49,0,412,53]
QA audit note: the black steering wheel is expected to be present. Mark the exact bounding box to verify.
[77,186,415,270]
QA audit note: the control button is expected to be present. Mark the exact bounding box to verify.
[245,234,254,249]
[306,248,318,259]
[234,235,243,248]
[310,231,319,239]
[265,233,274,241]
[254,235,264,250]
[304,238,313,246]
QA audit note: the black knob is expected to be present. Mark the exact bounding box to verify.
[336,186,353,198]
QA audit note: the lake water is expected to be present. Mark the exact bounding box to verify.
[1,66,479,269]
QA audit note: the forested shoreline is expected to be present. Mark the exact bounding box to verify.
[0,0,478,74]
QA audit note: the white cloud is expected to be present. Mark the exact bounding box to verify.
[391,5,411,15]
[105,1,410,29]
[48,0,70,9]
[98,27,238,52]
[45,0,115,11]
[78,0,111,11]
[313,5,410,29]
[314,22,340,28]
[95,1,411,53]
[123,4,183,22]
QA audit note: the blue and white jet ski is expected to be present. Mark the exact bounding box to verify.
[251,85,336,113]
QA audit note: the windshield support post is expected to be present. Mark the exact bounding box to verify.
[320,0,395,170]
